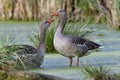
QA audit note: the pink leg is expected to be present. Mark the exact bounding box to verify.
[69,57,73,67]
[76,57,79,67]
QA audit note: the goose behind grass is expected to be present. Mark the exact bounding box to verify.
[2,19,54,69]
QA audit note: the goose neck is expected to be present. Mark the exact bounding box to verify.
[39,29,46,45]
[57,16,67,33]
[37,29,46,55]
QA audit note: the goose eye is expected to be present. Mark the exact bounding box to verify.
[59,10,62,12]
[58,9,62,12]
[44,21,48,24]
[43,20,48,24]
[45,21,48,23]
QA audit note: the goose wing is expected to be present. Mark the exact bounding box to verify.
[66,35,87,44]
[66,35,100,50]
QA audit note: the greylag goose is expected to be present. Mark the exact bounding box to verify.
[51,9,100,67]
[12,19,54,68]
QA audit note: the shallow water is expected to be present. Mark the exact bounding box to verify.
[0,22,120,80]
[32,52,120,80]
[0,21,39,45]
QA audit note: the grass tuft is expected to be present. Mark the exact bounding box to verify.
[0,34,27,70]
[81,64,117,80]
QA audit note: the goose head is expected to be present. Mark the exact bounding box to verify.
[40,19,54,30]
[51,9,67,18]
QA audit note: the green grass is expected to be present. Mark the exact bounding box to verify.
[81,64,120,80]
[0,34,27,70]
[81,64,113,80]
[0,35,16,70]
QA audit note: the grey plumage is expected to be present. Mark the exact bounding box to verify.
[5,20,52,68]
[52,9,100,66]
[68,35,100,50]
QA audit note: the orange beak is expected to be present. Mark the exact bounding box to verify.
[51,11,59,16]
[47,19,54,24]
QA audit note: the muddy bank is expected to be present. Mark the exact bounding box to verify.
[0,70,68,80]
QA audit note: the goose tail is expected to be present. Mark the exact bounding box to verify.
[85,41,101,50]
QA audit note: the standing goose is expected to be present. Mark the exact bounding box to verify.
[51,9,100,67]
[14,19,54,68]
